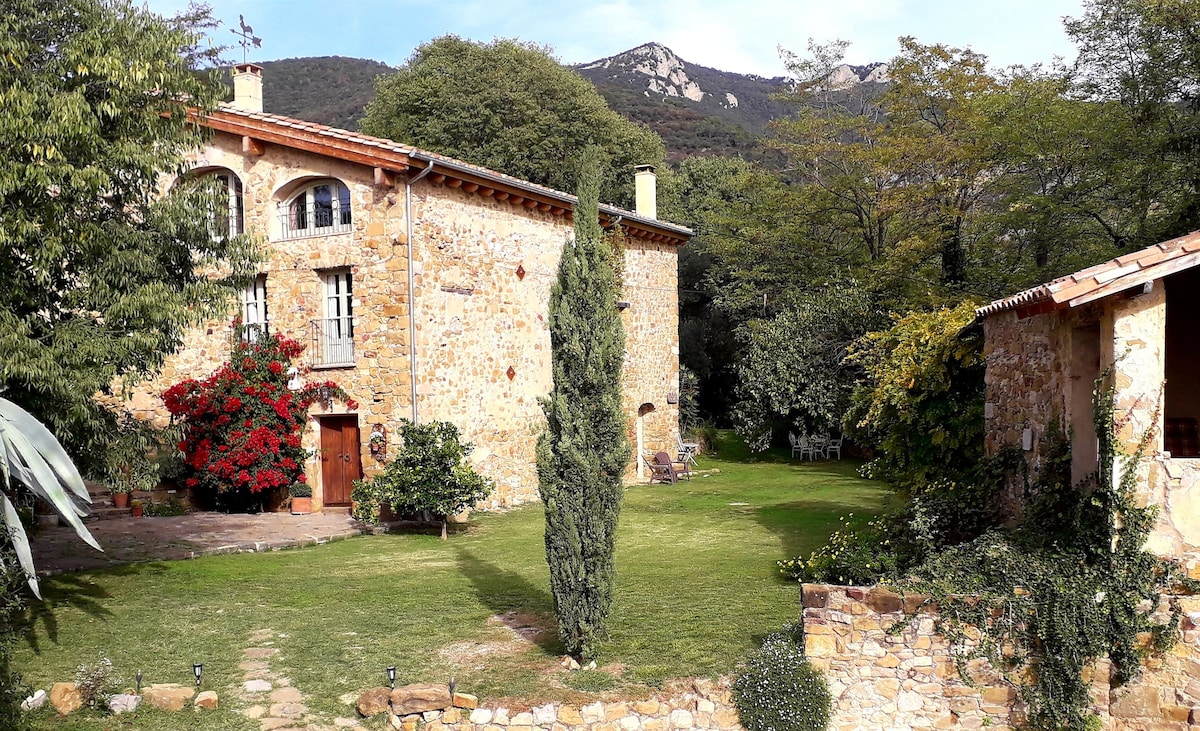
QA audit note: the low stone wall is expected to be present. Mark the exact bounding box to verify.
[418,679,741,731]
[803,583,1200,731]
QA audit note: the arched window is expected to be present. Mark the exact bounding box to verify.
[280,180,352,239]
[213,171,244,237]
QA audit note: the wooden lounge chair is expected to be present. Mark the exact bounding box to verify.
[644,454,676,484]
[654,451,690,483]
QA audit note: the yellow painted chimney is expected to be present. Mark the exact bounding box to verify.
[634,164,657,219]
[232,63,264,113]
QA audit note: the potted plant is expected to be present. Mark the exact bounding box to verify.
[130,499,144,517]
[110,485,132,509]
[289,483,313,515]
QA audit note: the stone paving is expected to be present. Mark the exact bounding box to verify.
[238,629,357,731]
[30,512,367,575]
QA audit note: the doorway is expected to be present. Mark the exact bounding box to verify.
[320,414,362,506]
[636,403,655,479]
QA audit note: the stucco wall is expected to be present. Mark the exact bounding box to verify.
[120,129,682,509]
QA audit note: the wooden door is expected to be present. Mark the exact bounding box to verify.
[320,415,362,506]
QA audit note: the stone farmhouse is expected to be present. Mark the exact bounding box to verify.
[978,229,1200,573]
[125,63,690,511]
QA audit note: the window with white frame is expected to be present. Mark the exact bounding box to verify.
[242,274,268,341]
[281,181,352,239]
[213,172,244,238]
[314,269,354,366]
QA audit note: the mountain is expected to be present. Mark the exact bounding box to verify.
[245,45,886,162]
[573,43,888,161]
[257,56,392,130]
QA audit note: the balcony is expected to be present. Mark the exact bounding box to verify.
[311,317,355,368]
[279,200,352,240]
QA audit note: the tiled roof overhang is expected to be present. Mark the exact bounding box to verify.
[191,104,693,246]
[976,229,1200,318]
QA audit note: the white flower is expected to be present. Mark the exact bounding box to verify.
[1094,591,1106,604]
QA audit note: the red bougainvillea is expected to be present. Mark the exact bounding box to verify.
[164,326,356,502]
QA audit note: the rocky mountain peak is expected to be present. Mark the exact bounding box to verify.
[579,42,706,102]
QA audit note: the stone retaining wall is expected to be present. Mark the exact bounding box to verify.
[803,583,1200,731]
[429,678,741,731]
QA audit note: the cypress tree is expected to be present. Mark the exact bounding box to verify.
[537,146,631,660]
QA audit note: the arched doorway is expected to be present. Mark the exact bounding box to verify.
[636,403,655,479]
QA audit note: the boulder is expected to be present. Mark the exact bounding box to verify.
[108,694,141,715]
[49,683,83,716]
[21,689,47,712]
[143,683,195,712]
[194,690,219,710]
[452,692,478,709]
[389,682,451,715]
[357,687,392,717]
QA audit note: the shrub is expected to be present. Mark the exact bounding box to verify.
[733,627,831,731]
[351,420,493,538]
[142,499,188,518]
[73,655,118,709]
[780,515,900,585]
[289,483,312,498]
[164,325,354,511]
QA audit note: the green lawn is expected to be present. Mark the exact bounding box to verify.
[16,432,886,729]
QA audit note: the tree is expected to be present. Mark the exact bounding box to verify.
[537,147,630,660]
[361,36,665,208]
[0,0,259,483]
[349,420,493,540]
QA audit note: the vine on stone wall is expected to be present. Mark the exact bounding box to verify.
[900,377,1189,730]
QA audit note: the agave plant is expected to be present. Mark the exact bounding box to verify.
[0,397,101,598]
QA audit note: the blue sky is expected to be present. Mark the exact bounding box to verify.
[146,0,1087,76]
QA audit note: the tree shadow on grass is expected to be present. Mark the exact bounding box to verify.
[20,562,167,654]
[454,548,564,657]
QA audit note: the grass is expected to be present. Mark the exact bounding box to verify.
[15,431,887,729]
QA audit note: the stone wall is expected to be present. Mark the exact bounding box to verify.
[119,128,682,509]
[803,583,1200,731]
[431,678,740,731]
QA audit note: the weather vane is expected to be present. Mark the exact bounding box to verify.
[231,14,262,64]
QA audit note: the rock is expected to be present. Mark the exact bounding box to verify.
[271,686,305,703]
[390,682,452,715]
[358,687,392,718]
[669,709,694,729]
[108,693,140,714]
[558,706,584,725]
[581,702,605,723]
[443,708,462,723]
[453,691,479,709]
[21,689,46,712]
[194,690,219,710]
[244,679,273,693]
[49,682,83,716]
[469,708,493,724]
[533,704,557,724]
[583,660,597,670]
[423,710,443,722]
[511,711,534,725]
[269,701,307,718]
[560,655,581,671]
[241,705,268,719]
[334,718,361,728]
[143,683,195,712]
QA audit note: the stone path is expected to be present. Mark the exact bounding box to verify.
[238,629,360,731]
[31,512,368,575]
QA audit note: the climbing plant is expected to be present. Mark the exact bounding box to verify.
[900,377,1187,731]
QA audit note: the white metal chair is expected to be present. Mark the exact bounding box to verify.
[676,433,700,467]
[826,435,843,460]
[810,435,828,460]
[790,432,815,461]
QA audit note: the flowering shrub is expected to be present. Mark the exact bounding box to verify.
[733,624,831,731]
[163,327,355,509]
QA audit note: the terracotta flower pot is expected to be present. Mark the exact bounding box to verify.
[112,493,130,509]
[130,505,144,517]
[291,497,313,515]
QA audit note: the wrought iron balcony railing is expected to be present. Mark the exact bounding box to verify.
[311,317,355,367]
[278,201,352,239]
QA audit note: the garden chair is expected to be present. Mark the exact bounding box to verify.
[655,451,690,483]
[810,435,828,460]
[789,432,815,460]
[676,433,700,467]
[644,454,676,485]
[826,435,843,460]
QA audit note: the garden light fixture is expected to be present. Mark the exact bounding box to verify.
[387,666,397,690]
[136,670,142,694]
[193,663,203,688]
[449,676,456,698]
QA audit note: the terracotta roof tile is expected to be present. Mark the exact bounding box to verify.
[978,228,1200,317]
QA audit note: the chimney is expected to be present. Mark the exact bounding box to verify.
[232,63,264,113]
[634,164,657,219]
